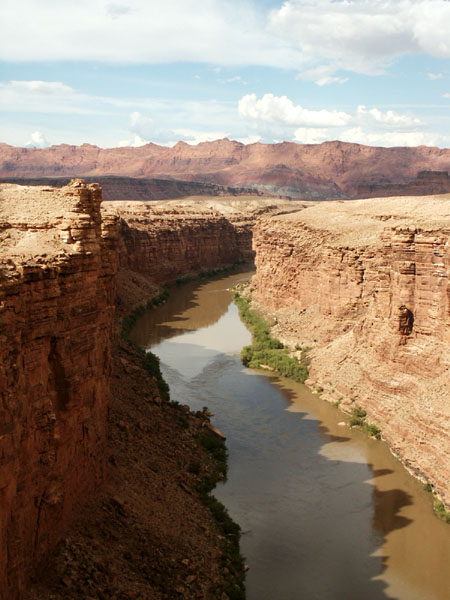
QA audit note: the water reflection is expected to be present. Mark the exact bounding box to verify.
[131,272,450,600]
[130,271,251,347]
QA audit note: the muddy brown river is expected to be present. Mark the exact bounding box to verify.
[130,271,450,600]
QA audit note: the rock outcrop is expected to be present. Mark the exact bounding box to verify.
[252,195,450,508]
[0,181,119,599]
[3,139,450,199]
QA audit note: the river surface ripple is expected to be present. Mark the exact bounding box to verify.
[130,271,450,600]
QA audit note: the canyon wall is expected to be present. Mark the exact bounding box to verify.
[107,197,308,314]
[114,203,254,284]
[252,195,450,508]
[3,139,450,199]
[0,181,119,599]
[1,183,304,598]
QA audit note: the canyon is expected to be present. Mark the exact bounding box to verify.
[1,177,449,598]
[0,181,304,599]
[251,195,450,509]
[2,140,450,200]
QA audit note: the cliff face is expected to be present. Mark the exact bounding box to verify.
[3,139,450,199]
[1,184,303,598]
[0,181,119,599]
[114,203,253,283]
[107,197,309,310]
[252,195,450,507]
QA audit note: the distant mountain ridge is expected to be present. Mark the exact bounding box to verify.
[2,139,450,199]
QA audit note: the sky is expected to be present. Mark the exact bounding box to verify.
[1,0,450,149]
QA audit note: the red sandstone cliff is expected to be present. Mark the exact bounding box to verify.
[251,195,450,508]
[115,204,253,283]
[3,140,450,199]
[0,181,119,599]
[0,183,304,598]
[106,197,308,314]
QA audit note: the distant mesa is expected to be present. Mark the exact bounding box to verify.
[2,140,450,200]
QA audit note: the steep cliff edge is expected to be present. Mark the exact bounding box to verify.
[0,181,119,599]
[252,195,450,508]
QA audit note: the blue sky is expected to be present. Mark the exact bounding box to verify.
[1,0,450,148]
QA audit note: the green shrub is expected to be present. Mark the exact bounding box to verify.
[187,460,201,475]
[197,429,228,472]
[348,407,381,439]
[195,427,245,595]
[121,284,170,339]
[233,292,309,383]
[363,423,381,439]
[143,351,170,402]
[433,498,450,523]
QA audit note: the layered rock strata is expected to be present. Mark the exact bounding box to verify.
[252,195,450,508]
[115,203,253,283]
[0,181,119,599]
[356,170,450,199]
[108,197,308,310]
[4,139,450,199]
[1,183,305,598]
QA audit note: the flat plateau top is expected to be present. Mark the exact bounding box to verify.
[0,182,95,262]
[105,195,312,219]
[274,194,450,247]
[0,182,85,226]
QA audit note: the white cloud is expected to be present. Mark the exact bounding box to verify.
[238,93,351,128]
[122,113,231,146]
[293,128,330,144]
[106,2,132,19]
[117,134,148,147]
[218,76,246,85]
[356,105,423,129]
[170,129,230,145]
[0,0,301,68]
[0,79,113,114]
[340,127,439,147]
[237,93,442,147]
[9,80,74,94]
[129,111,177,144]
[269,0,450,81]
[428,72,444,80]
[25,131,50,148]
[297,65,349,86]
[2,0,450,77]
[231,134,261,145]
[443,93,450,98]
